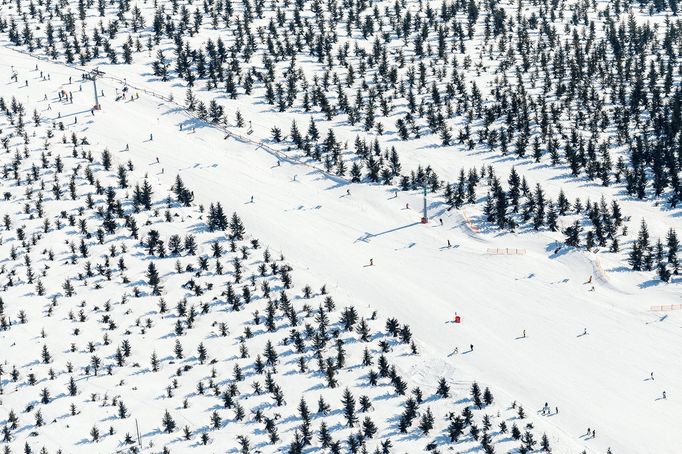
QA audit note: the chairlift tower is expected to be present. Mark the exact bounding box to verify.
[89,68,105,110]
[421,184,428,223]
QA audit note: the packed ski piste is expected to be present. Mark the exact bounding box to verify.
[0,0,681,452]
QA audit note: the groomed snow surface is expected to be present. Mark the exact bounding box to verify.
[0,44,680,454]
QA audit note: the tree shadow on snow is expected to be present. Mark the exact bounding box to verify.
[638,279,664,289]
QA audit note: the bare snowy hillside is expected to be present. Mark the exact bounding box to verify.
[0,0,681,452]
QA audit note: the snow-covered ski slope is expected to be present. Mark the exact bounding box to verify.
[0,39,680,453]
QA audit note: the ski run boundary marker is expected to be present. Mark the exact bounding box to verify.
[649,304,682,312]
[486,248,527,255]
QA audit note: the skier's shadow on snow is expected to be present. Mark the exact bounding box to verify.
[645,315,668,325]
